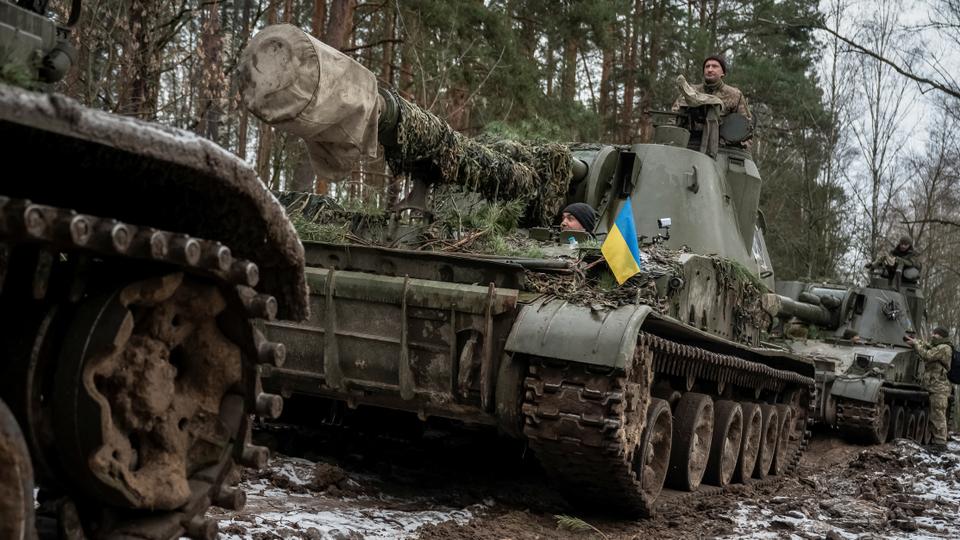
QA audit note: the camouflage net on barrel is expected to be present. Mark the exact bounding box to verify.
[384,94,573,226]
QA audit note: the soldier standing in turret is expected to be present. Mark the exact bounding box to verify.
[906,327,953,452]
[671,55,752,122]
[866,235,921,276]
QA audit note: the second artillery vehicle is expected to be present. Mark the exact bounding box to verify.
[241,24,816,515]
[765,262,933,444]
[0,2,307,538]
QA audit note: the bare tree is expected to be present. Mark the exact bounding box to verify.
[848,0,917,270]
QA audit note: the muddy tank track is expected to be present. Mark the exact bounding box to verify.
[0,197,287,539]
[836,387,929,444]
[522,332,814,517]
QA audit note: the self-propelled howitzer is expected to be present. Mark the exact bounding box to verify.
[241,24,816,516]
[764,270,932,444]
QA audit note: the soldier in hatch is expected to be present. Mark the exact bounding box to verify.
[866,235,921,276]
[560,203,596,233]
[906,327,953,452]
[671,55,752,122]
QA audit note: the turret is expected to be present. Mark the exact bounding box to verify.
[239,24,774,282]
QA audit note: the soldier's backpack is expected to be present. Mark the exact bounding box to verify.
[948,346,960,385]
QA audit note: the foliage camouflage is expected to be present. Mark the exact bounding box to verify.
[385,94,574,226]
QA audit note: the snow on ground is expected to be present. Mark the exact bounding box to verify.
[716,438,960,540]
[210,455,490,540]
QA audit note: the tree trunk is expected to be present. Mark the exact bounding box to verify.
[620,0,642,141]
[256,3,278,182]
[325,0,357,50]
[380,1,396,84]
[197,4,223,143]
[599,38,612,119]
[560,35,579,102]
[237,0,254,160]
[119,1,161,119]
[313,0,327,38]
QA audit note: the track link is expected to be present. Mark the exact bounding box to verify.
[836,386,928,442]
[522,332,814,516]
[0,197,287,538]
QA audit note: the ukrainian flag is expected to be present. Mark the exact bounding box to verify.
[601,197,642,284]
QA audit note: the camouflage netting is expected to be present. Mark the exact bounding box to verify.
[524,246,685,311]
[712,257,771,340]
[385,94,574,226]
[276,191,388,244]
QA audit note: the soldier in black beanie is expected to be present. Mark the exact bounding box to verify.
[560,203,596,233]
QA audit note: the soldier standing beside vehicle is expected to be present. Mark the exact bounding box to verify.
[906,327,953,452]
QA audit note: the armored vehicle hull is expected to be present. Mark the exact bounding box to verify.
[263,239,813,515]
[768,279,932,445]
[242,23,816,516]
[0,83,307,538]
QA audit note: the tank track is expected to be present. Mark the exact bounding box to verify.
[0,197,287,539]
[836,387,928,443]
[522,331,814,516]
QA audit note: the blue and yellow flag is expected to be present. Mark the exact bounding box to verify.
[601,198,642,284]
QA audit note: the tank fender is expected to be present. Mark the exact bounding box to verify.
[505,298,653,369]
[0,87,308,320]
[830,375,883,403]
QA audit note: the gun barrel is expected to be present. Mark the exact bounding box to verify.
[762,293,834,327]
[240,24,576,225]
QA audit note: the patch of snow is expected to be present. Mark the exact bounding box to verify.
[212,454,491,539]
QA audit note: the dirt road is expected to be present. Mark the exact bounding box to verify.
[211,418,960,539]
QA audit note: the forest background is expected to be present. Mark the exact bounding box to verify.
[48,0,960,330]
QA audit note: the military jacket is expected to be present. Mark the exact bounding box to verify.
[914,339,952,392]
[672,81,752,121]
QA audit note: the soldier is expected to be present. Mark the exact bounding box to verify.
[906,327,953,451]
[560,203,596,233]
[867,235,921,276]
[671,55,752,122]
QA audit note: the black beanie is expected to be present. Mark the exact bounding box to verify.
[703,54,727,74]
[562,203,596,232]
[933,326,950,338]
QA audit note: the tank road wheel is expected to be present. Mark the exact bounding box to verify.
[667,392,714,491]
[636,398,672,501]
[771,405,794,476]
[50,274,267,537]
[704,400,743,487]
[733,402,762,484]
[889,405,906,441]
[905,411,918,442]
[0,399,36,540]
[753,404,779,479]
[867,404,891,445]
[917,409,929,444]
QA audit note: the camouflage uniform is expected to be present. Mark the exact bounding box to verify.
[914,337,953,445]
[671,81,752,122]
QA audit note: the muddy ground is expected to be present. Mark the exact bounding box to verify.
[210,407,960,539]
